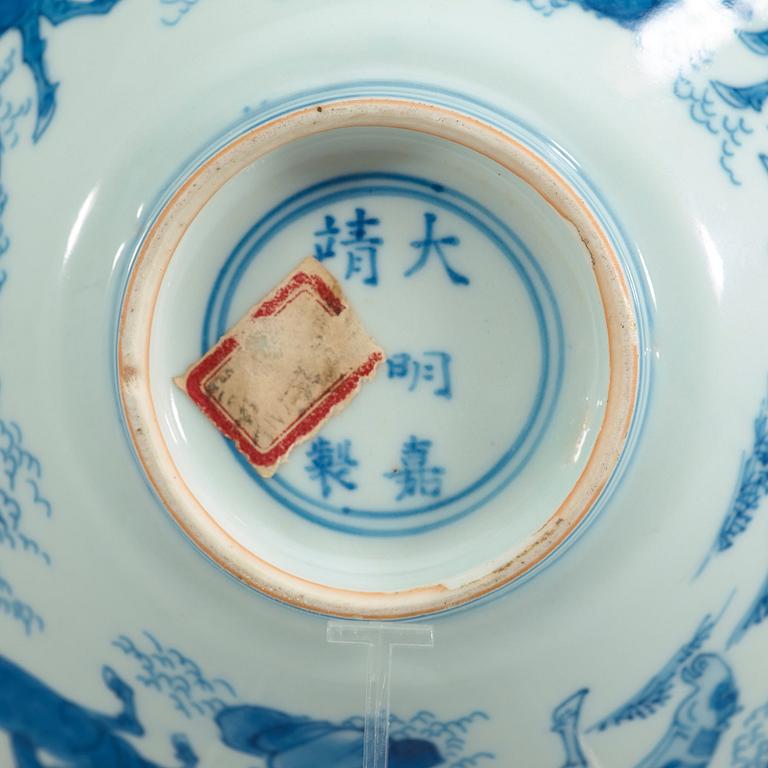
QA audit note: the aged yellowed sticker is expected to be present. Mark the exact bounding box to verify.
[175,257,385,477]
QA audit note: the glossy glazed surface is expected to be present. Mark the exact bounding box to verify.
[1,0,767,765]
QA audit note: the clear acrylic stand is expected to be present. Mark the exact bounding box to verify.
[327,621,435,768]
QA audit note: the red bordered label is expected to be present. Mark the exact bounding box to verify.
[176,257,385,477]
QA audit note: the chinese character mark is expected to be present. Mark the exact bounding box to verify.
[385,436,445,501]
[406,212,469,286]
[342,208,382,286]
[313,215,340,261]
[386,352,453,399]
[305,438,358,499]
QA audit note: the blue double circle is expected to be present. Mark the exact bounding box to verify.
[203,172,564,536]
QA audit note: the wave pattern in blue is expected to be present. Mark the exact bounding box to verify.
[112,632,237,719]
[674,72,754,186]
[732,699,768,767]
[115,631,492,766]
[0,571,43,635]
[0,416,52,567]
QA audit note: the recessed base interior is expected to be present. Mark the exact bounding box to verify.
[119,99,639,617]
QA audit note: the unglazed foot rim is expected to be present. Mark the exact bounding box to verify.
[118,98,639,619]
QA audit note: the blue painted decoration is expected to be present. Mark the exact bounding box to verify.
[388,711,493,766]
[515,0,765,185]
[517,0,673,27]
[112,632,237,719]
[447,756,495,768]
[590,613,717,732]
[739,28,768,56]
[552,652,738,768]
[305,438,359,498]
[0,1,119,644]
[0,572,43,636]
[313,214,341,261]
[386,351,453,399]
[577,0,672,25]
[0,409,51,635]
[700,385,768,569]
[672,71,753,186]
[551,688,589,768]
[0,655,198,767]
[729,570,768,648]
[0,47,31,292]
[0,416,52,567]
[385,436,445,501]
[634,654,738,768]
[159,0,202,27]
[115,633,491,766]
[0,49,29,153]
[216,705,445,768]
[314,208,382,285]
[731,699,768,767]
[342,207,383,286]
[0,0,122,143]
[406,212,468,285]
[710,80,768,113]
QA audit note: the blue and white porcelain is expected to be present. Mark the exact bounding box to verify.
[2,0,768,765]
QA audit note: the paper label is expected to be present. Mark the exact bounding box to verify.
[176,257,384,477]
